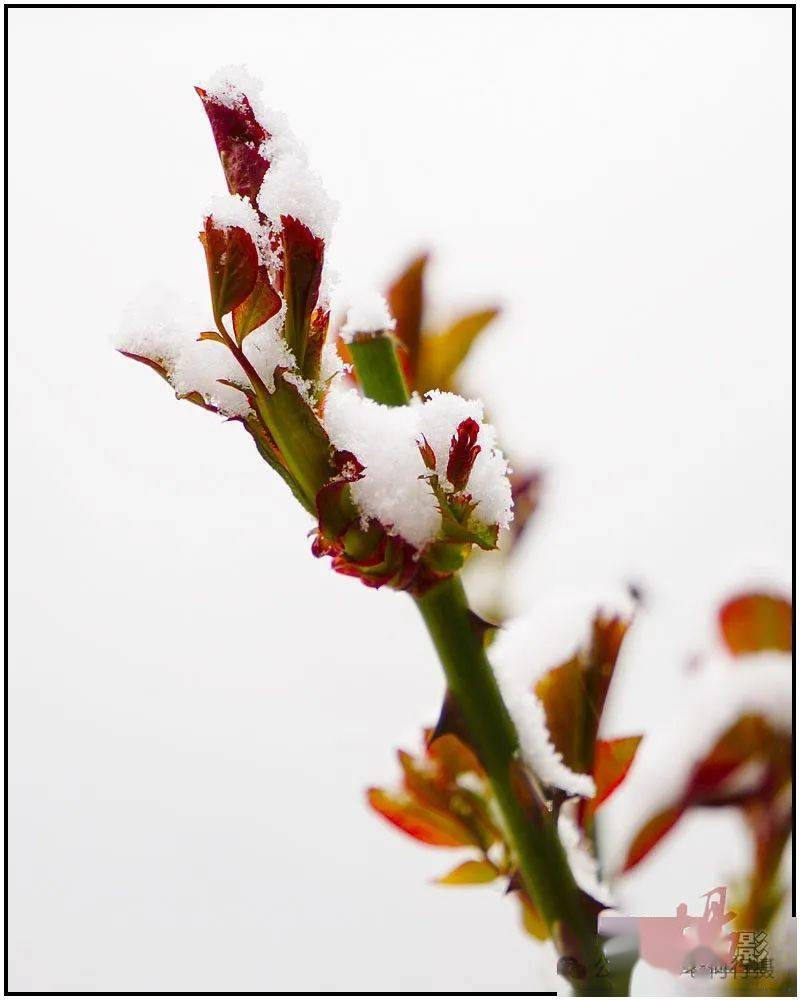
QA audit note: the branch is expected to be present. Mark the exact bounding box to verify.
[350,335,612,996]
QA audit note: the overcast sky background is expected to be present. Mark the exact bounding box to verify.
[8,8,792,994]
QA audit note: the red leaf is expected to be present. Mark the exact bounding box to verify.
[366,788,474,847]
[719,593,792,655]
[196,85,269,205]
[280,216,324,371]
[446,418,481,492]
[232,266,281,344]
[200,219,259,322]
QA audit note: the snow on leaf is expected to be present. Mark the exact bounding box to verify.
[196,82,269,205]
[322,384,512,551]
[490,592,635,798]
[340,292,396,342]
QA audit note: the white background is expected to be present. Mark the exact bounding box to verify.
[8,7,792,993]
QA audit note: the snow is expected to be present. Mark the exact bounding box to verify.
[201,65,267,116]
[489,590,636,797]
[418,390,512,529]
[200,65,300,158]
[558,798,615,906]
[257,152,338,241]
[117,289,302,416]
[323,386,437,548]
[171,337,251,417]
[115,287,190,375]
[322,384,513,549]
[242,309,296,393]
[320,338,346,383]
[206,193,269,264]
[340,292,396,341]
[201,67,337,242]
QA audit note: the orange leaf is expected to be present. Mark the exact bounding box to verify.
[592,736,642,811]
[436,859,498,885]
[417,308,499,393]
[398,750,450,812]
[534,613,632,779]
[386,253,427,385]
[622,806,684,872]
[366,788,474,847]
[719,593,792,655]
[534,657,587,773]
[426,733,483,782]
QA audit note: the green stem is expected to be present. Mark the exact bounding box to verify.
[351,336,613,996]
[416,578,611,995]
[347,335,409,406]
[217,320,332,508]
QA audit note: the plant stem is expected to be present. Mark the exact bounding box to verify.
[217,320,332,508]
[416,577,611,995]
[350,336,614,996]
[347,335,410,406]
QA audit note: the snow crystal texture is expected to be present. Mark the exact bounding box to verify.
[340,292,396,341]
[322,384,513,550]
